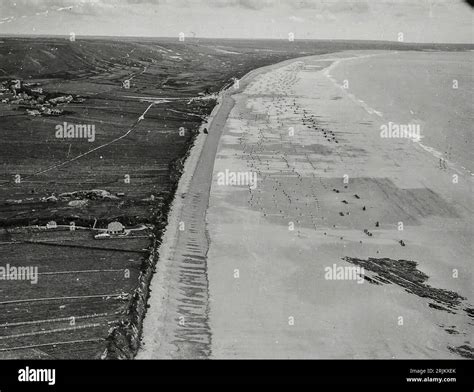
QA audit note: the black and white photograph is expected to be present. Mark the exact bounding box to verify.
[0,0,472,387]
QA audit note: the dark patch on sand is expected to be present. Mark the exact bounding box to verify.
[367,178,460,220]
[304,143,334,156]
[342,257,466,312]
[463,307,474,318]
[428,303,455,314]
[448,344,474,359]
[343,257,473,359]
[442,325,459,335]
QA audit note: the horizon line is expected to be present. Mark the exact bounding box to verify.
[0,33,473,46]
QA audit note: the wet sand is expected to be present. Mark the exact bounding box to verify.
[206,51,472,359]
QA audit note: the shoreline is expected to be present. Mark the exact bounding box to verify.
[136,54,323,358]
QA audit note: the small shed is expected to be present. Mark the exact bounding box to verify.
[46,221,57,229]
[107,221,125,234]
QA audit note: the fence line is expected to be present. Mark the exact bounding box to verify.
[38,269,125,276]
[22,240,147,254]
[0,323,103,340]
[0,293,126,306]
[0,312,109,328]
[0,338,105,352]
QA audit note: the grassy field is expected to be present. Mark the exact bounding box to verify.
[0,36,470,359]
[0,228,147,359]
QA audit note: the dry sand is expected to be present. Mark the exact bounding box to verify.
[137,58,303,358]
[206,51,472,359]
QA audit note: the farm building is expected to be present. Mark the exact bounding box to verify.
[46,221,57,229]
[26,109,41,116]
[107,221,125,234]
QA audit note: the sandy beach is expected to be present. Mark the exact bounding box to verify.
[139,51,472,359]
[137,58,304,358]
[206,51,472,359]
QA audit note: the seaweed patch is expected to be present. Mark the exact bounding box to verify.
[342,257,466,313]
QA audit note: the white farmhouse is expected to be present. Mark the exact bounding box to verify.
[107,221,125,234]
[46,221,57,229]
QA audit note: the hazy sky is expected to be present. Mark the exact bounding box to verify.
[0,0,472,43]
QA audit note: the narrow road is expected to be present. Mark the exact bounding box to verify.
[30,102,155,177]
